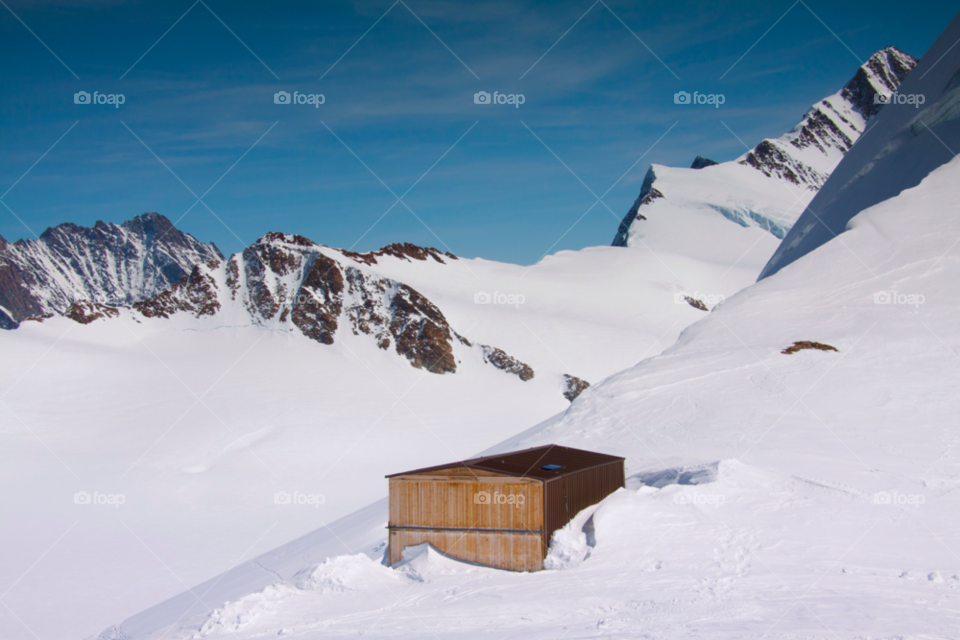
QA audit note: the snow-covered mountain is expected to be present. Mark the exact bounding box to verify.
[0,212,223,329]
[103,231,540,379]
[761,18,960,278]
[92,15,960,638]
[1,212,771,639]
[613,46,917,248]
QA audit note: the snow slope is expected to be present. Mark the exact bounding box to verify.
[100,60,960,640]
[761,13,960,279]
[0,226,768,640]
[613,47,916,250]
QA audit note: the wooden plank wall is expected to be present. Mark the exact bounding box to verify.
[388,476,543,532]
[542,461,625,552]
[387,473,544,571]
[387,529,544,572]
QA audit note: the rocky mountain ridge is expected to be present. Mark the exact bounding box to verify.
[613,46,918,247]
[0,212,222,329]
[55,230,534,380]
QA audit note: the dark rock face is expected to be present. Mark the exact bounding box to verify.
[479,345,534,381]
[789,108,855,155]
[341,266,457,372]
[65,300,120,324]
[0,236,44,328]
[740,47,917,190]
[841,46,918,118]
[612,167,657,247]
[386,283,457,374]
[690,156,718,169]
[342,242,456,266]
[291,253,344,345]
[562,374,590,401]
[739,139,830,190]
[0,212,222,326]
[133,262,222,320]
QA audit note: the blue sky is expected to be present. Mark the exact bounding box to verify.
[0,0,954,264]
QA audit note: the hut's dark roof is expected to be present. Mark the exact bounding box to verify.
[386,444,624,480]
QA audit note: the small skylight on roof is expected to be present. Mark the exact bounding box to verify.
[541,464,563,471]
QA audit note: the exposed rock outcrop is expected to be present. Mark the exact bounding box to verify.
[65,300,120,324]
[479,345,534,381]
[781,341,838,355]
[562,374,590,401]
[342,242,456,266]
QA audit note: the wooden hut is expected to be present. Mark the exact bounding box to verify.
[386,444,625,572]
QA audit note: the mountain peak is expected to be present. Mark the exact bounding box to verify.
[760,13,960,280]
[0,212,223,326]
[691,156,718,170]
[842,46,918,118]
[613,44,919,250]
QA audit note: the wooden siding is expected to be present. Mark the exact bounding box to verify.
[387,475,544,571]
[387,528,543,572]
[542,461,625,552]
[386,458,623,572]
[388,476,543,532]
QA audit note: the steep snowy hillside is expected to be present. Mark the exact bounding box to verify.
[613,46,916,250]
[0,213,222,328]
[761,13,960,279]
[101,116,960,640]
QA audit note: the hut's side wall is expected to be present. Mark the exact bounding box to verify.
[388,529,543,572]
[388,474,544,571]
[542,461,625,554]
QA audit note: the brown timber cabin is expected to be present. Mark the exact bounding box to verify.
[386,444,625,572]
